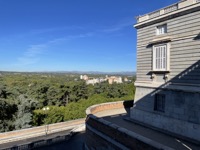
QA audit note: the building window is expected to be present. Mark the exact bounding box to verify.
[156,24,167,35]
[153,44,169,71]
[154,94,165,112]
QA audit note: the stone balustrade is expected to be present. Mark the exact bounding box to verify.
[164,3,178,14]
[136,0,199,23]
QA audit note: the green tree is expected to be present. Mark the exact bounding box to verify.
[70,81,88,102]
[0,98,16,132]
[14,94,38,130]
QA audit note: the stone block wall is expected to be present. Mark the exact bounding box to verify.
[85,101,170,150]
[131,86,200,143]
[86,115,167,150]
[86,101,125,115]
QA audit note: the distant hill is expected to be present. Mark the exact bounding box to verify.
[0,71,136,76]
[47,71,136,76]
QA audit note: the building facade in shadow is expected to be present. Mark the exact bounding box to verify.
[131,0,200,143]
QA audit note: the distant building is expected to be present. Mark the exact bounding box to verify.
[131,0,200,142]
[86,78,100,85]
[81,75,123,85]
[124,77,128,82]
[99,77,107,83]
[106,76,122,84]
[80,75,89,81]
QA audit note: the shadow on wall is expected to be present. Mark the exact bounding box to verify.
[135,59,200,109]
[194,33,200,40]
[171,60,200,84]
[133,59,200,143]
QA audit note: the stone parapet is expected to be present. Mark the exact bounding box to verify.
[85,101,173,150]
[86,111,172,150]
[135,0,200,28]
[86,101,125,115]
[0,118,85,144]
[136,0,199,24]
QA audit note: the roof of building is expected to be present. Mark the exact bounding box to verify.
[135,0,200,28]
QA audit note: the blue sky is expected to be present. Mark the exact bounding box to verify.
[0,0,178,72]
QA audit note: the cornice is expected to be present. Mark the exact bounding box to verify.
[134,3,200,29]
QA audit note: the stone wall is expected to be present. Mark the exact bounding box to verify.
[86,101,125,115]
[86,115,170,150]
[85,126,122,150]
[131,86,200,143]
[85,101,171,150]
[3,133,73,150]
[0,118,85,144]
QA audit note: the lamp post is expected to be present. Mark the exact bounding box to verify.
[43,107,49,136]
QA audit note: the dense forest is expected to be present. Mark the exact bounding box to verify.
[0,72,135,132]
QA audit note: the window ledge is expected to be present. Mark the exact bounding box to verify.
[149,36,172,45]
[150,70,170,73]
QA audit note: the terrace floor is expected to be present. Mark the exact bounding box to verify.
[96,108,200,150]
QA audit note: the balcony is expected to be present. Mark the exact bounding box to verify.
[136,0,199,23]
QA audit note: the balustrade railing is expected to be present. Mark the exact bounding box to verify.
[149,11,160,19]
[137,0,200,23]
[164,4,178,13]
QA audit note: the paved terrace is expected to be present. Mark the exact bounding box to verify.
[87,101,200,150]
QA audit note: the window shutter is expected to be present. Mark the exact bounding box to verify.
[153,45,167,71]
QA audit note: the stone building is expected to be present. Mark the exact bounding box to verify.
[80,75,89,80]
[106,76,123,84]
[131,0,200,142]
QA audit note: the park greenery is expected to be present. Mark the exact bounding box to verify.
[0,72,135,132]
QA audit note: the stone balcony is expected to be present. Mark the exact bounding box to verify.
[135,0,200,27]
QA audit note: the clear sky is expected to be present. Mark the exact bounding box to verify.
[0,0,178,72]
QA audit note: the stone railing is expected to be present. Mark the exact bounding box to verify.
[0,118,85,145]
[86,101,126,115]
[137,0,198,23]
[149,10,160,19]
[164,3,178,14]
[3,133,73,150]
